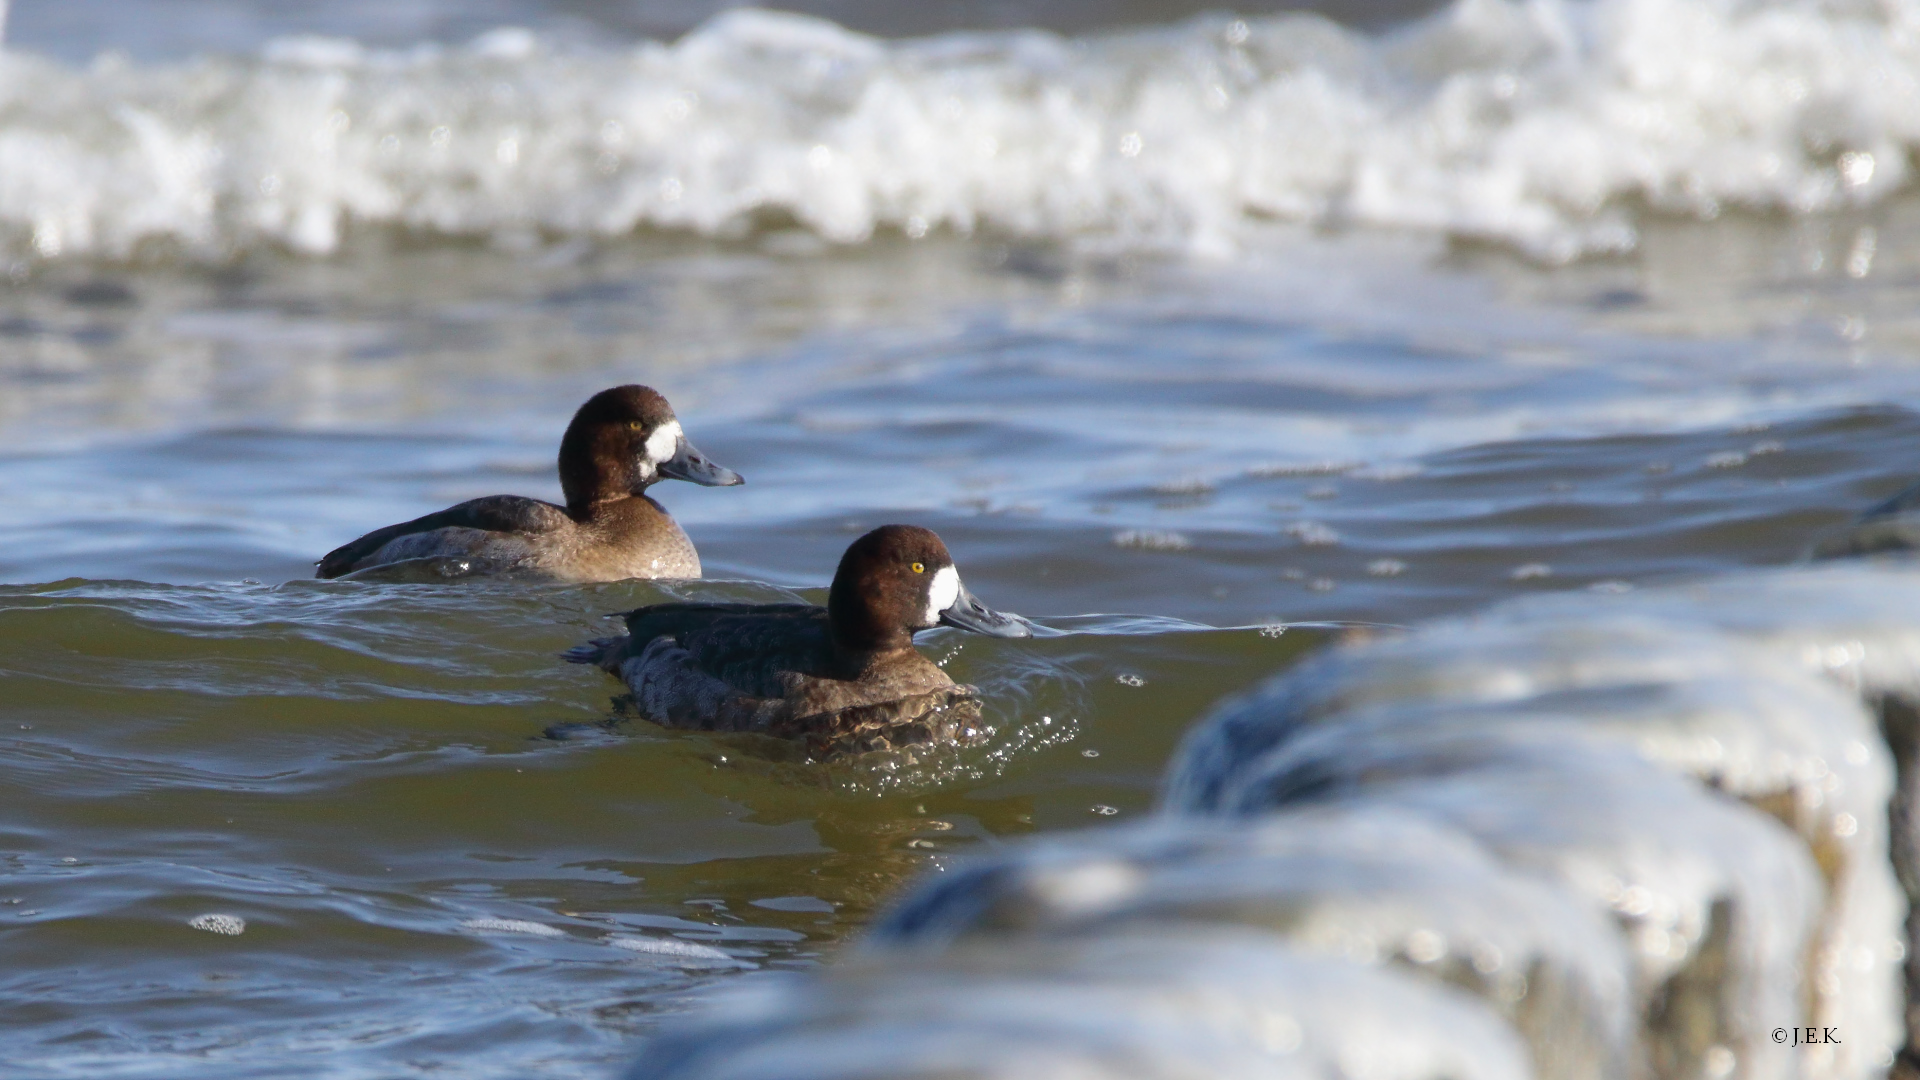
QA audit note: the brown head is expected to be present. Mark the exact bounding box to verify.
[556,385,743,515]
[826,525,1029,655]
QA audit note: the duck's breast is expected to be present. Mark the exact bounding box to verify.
[559,497,701,581]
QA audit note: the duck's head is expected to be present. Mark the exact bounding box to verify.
[828,524,1030,652]
[559,385,743,510]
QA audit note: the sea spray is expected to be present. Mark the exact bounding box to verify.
[0,0,1916,264]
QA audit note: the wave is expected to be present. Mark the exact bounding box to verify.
[0,0,1916,263]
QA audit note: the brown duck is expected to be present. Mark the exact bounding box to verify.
[566,525,1031,757]
[317,385,741,581]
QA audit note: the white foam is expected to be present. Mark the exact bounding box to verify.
[870,808,1636,1073]
[1112,529,1193,552]
[608,934,736,962]
[188,912,246,935]
[2,0,1917,263]
[460,917,567,938]
[1164,565,1919,1078]
[632,930,1536,1080]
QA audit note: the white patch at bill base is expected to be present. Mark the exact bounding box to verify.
[645,420,683,465]
[926,566,961,624]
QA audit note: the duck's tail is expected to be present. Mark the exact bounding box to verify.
[562,636,630,672]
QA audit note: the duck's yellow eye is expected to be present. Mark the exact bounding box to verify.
[911,562,925,574]
[627,420,645,431]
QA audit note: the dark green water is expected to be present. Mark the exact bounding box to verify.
[0,570,1324,1076]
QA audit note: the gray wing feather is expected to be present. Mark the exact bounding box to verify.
[318,496,568,578]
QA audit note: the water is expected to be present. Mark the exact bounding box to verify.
[6,0,1920,1075]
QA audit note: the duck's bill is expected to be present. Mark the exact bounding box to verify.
[940,583,1032,638]
[658,436,744,487]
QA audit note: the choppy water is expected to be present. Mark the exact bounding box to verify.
[7,0,1920,1076]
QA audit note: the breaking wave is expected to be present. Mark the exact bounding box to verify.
[1,0,1917,263]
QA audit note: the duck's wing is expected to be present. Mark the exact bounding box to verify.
[317,496,569,578]
[564,604,831,729]
[618,602,823,648]
[650,606,833,699]
[618,634,791,733]
[565,603,826,685]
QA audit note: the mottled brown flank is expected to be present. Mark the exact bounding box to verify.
[317,385,701,581]
[770,691,984,761]
[572,525,982,757]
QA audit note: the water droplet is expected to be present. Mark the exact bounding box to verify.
[190,913,246,936]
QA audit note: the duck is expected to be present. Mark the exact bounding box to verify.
[565,524,1031,757]
[317,385,742,581]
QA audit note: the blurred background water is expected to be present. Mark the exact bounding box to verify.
[4,0,1920,1075]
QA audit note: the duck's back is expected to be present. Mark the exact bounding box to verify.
[318,494,700,581]
[624,602,834,698]
[597,601,973,752]
[317,496,568,578]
